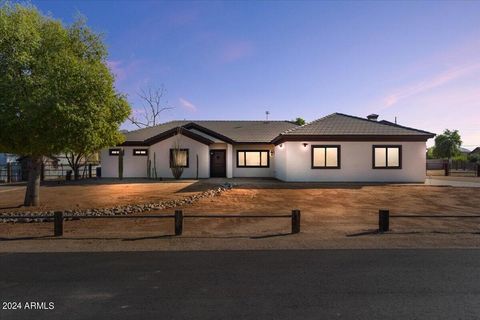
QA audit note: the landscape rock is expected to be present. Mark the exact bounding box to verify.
[0,183,233,223]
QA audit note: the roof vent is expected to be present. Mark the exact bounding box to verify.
[367,114,379,121]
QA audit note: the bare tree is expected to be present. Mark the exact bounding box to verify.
[128,86,173,128]
[65,152,97,180]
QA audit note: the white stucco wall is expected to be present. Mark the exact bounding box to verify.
[150,134,210,179]
[100,146,149,178]
[233,144,275,178]
[275,141,427,182]
[100,134,210,179]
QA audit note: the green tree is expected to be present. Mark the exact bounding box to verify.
[0,4,130,206]
[468,153,480,164]
[432,129,462,161]
[293,117,306,126]
[426,147,436,159]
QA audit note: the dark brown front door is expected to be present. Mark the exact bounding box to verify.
[210,150,226,178]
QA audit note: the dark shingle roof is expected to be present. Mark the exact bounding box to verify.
[280,113,435,137]
[124,120,299,143]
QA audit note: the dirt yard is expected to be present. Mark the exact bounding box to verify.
[0,179,211,212]
[1,179,480,251]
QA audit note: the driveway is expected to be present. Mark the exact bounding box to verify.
[425,176,480,187]
[1,250,480,320]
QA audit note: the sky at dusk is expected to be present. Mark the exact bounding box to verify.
[32,0,480,148]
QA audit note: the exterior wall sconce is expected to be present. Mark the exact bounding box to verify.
[303,143,309,148]
[270,150,274,156]
[278,144,284,149]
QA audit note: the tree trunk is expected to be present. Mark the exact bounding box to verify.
[24,156,42,207]
[73,166,80,180]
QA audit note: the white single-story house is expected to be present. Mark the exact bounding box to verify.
[100,113,435,182]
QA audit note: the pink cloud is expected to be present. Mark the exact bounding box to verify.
[179,97,197,112]
[106,59,142,82]
[383,62,480,108]
[220,41,253,63]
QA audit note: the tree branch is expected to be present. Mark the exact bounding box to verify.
[128,85,173,128]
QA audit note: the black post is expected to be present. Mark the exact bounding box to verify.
[378,209,389,232]
[175,210,183,236]
[6,162,12,183]
[444,161,449,176]
[88,164,93,178]
[477,163,480,177]
[291,209,301,234]
[54,211,64,236]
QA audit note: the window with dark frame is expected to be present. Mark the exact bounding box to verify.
[372,145,402,169]
[236,150,269,168]
[133,149,148,156]
[170,149,189,168]
[311,145,341,169]
[109,148,121,156]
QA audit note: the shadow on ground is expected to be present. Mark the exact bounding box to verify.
[0,232,294,242]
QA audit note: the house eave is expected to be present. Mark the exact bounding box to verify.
[272,134,435,145]
[120,127,215,147]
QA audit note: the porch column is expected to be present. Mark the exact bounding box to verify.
[226,144,233,178]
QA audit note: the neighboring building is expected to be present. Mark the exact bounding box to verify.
[0,153,18,165]
[470,147,480,155]
[459,147,471,156]
[100,113,435,182]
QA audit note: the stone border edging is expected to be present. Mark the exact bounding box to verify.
[1,183,233,223]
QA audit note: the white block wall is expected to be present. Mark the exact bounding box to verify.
[275,141,427,182]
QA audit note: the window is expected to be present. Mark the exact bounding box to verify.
[109,148,121,156]
[133,149,148,156]
[170,149,189,168]
[312,145,341,169]
[373,145,402,169]
[236,150,269,168]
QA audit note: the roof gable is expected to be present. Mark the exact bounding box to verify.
[274,113,435,141]
[122,120,298,144]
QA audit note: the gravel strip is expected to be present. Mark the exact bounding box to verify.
[0,183,233,223]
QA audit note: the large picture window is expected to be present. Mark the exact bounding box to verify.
[236,150,269,168]
[312,145,341,169]
[170,149,189,168]
[373,145,402,169]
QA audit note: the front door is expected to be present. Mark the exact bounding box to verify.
[210,150,226,178]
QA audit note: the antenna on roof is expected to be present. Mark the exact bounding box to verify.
[395,116,397,124]
[265,111,270,121]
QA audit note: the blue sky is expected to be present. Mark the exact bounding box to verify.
[32,0,480,148]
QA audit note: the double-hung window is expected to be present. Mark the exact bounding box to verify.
[372,145,402,169]
[311,145,341,169]
[236,150,269,168]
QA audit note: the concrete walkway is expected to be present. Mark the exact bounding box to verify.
[425,176,480,188]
